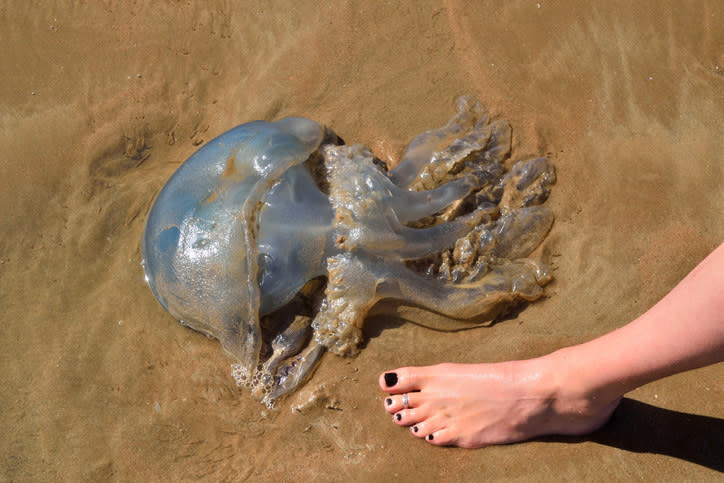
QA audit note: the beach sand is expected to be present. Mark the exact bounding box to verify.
[1,1,722,480]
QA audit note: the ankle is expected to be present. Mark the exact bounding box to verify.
[537,347,622,418]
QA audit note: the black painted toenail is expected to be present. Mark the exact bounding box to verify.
[386,398,392,406]
[395,413,401,421]
[427,434,434,441]
[384,372,398,387]
[413,426,419,433]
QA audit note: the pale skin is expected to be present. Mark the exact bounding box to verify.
[379,242,724,448]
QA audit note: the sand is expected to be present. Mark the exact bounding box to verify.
[1,1,722,480]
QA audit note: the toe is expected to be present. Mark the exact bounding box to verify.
[383,392,421,413]
[410,424,425,439]
[424,432,441,444]
[410,415,446,441]
[379,371,400,390]
[424,427,455,446]
[392,406,425,426]
[379,367,426,394]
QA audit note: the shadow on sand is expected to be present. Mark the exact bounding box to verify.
[547,398,724,472]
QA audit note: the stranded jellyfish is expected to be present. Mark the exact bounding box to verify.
[143,96,556,407]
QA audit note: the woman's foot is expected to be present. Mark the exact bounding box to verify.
[379,355,620,448]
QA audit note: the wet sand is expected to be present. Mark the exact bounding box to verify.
[1,1,722,480]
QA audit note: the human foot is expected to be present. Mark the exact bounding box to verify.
[379,357,620,448]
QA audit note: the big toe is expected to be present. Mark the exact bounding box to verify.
[379,367,427,394]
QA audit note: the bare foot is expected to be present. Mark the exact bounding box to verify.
[378,356,620,448]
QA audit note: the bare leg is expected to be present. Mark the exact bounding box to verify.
[379,243,724,447]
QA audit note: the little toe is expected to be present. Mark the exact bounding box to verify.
[423,427,454,446]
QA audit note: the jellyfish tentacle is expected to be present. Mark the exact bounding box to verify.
[261,315,313,378]
[405,122,494,192]
[326,144,487,260]
[387,175,478,223]
[360,204,488,260]
[312,253,381,355]
[263,341,325,407]
[390,95,488,187]
[498,157,557,213]
[374,258,549,322]
[488,206,554,260]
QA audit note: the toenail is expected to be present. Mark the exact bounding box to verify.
[386,398,392,406]
[384,372,398,387]
[427,434,434,441]
[395,413,401,421]
[413,426,419,433]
